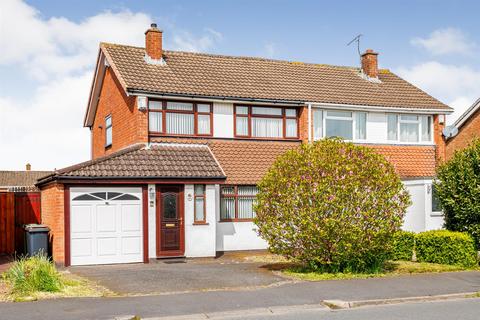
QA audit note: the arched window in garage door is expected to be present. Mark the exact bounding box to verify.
[72,192,140,201]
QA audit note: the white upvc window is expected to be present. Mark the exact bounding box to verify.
[313,109,367,141]
[387,114,432,143]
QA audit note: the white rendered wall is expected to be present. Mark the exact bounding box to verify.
[213,102,234,138]
[184,184,217,257]
[148,184,156,258]
[215,185,267,251]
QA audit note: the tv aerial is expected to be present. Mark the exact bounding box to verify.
[347,34,363,66]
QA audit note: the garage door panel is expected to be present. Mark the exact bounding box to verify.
[97,238,117,256]
[96,205,117,233]
[71,205,93,234]
[71,238,93,257]
[121,204,141,232]
[70,187,143,266]
[122,236,142,255]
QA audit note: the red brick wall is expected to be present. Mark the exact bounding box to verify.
[91,68,148,159]
[433,114,446,164]
[446,108,480,160]
[298,105,310,142]
[41,183,65,264]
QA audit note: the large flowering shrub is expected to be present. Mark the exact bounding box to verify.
[254,139,411,272]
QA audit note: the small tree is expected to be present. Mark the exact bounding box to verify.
[435,139,480,249]
[254,138,411,273]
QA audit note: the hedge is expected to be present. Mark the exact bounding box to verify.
[391,231,415,261]
[415,230,477,267]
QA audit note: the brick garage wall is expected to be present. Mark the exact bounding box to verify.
[91,67,148,159]
[446,109,480,160]
[41,183,65,264]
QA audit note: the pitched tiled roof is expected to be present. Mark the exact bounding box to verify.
[37,144,225,184]
[0,171,52,187]
[101,43,451,111]
[369,145,436,178]
[151,138,436,183]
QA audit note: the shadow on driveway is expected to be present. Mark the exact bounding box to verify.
[69,258,288,295]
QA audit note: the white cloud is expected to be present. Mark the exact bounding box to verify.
[411,28,475,56]
[0,0,223,170]
[397,61,480,124]
[172,28,223,52]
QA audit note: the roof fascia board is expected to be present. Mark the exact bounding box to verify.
[453,98,480,129]
[127,90,304,106]
[309,102,453,115]
[84,50,106,127]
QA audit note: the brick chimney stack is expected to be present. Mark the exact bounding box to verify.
[26,163,31,171]
[361,49,379,78]
[145,23,163,60]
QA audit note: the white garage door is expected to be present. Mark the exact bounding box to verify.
[70,187,143,266]
[402,183,426,232]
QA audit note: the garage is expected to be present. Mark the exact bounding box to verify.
[70,187,143,266]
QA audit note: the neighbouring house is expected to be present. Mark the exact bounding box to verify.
[0,164,50,255]
[36,24,452,266]
[445,98,480,159]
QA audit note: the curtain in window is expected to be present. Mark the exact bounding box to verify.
[166,113,194,134]
[149,112,162,132]
[285,119,297,137]
[400,123,419,142]
[236,117,248,135]
[421,116,431,141]
[355,113,367,140]
[197,114,210,135]
[252,117,283,138]
[313,109,323,140]
[237,186,258,219]
[387,114,398,140]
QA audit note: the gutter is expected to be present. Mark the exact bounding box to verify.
[127,89,305,106]
[306,102,454,115]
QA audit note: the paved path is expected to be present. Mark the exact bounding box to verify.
[0,271,478,320]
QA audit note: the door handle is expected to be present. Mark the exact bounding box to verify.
[165,223,175,227]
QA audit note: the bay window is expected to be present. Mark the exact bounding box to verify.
[148,100,212,136]
[313,109,366,140]
[234,106,298,139]
[387,114,432,143]
[220,186,259,221]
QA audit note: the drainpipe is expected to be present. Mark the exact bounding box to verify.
[307,103,312,143]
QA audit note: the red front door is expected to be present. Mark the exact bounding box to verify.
[156,186,184,257]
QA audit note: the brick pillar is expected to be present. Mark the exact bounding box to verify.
[145,23,163,60]
[361,49,379,78]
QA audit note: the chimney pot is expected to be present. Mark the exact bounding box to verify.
[361,49,379,79]
[145,23,163,61]
[26,163,31,171]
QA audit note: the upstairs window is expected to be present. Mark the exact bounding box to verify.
[105,115,112,147]
[148,100,212,136]
[388,114,432,143]
[313,109,366,141]
[234,106,298,139]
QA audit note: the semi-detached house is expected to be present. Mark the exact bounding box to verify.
[37,24,453,266]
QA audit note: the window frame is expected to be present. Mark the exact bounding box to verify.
[233,105,299,140]
[193,185,207,225]
[105,114,112,148]
[313,108,367,141]
[220,185,258,222]
[148,99,213,137]
[387,113,433,144]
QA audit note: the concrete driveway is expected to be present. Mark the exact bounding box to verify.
[69,256,287,295]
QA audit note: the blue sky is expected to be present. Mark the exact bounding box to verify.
[1,0,480,170]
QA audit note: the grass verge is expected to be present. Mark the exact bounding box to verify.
[1,255,112,302]
[282,260,475,281]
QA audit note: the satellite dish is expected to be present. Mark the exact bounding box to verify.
[442,126,458,138]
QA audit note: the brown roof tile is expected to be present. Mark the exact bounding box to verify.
[101,43,451,111]
[39,144,225,183]
[151,138,436,183]
[0,171,52,187]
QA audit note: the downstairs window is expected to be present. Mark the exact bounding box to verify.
[220,186,259,221]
